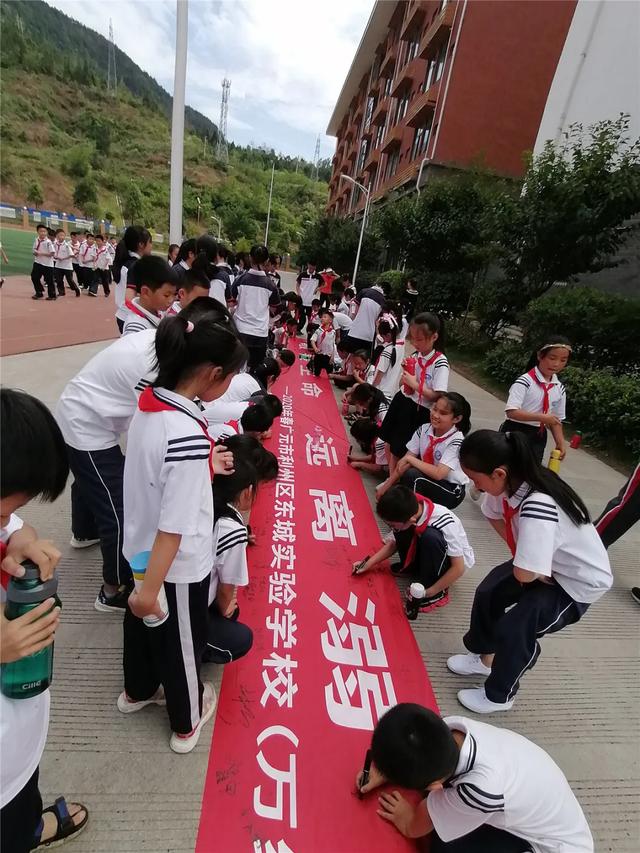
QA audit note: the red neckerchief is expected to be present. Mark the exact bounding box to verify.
[528,368,554,435]
[502,498,519,557]
[96,246,106,257]
[422,426,456,464]
[124,299,150,320]
[225,419,240,434]
[138,387,215,480]
[318,325,333,348]
[404,495,435,569]
[416,350,442,405]
[81,245,92,262]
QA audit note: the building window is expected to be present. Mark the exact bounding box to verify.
[439,0,449,12]
[423,41,447,91]
[385,149,400,180]
[374,124,384,148]
[364,96,375,131]
[406,37,419,64]
[395,91,410,124]
[383,76,392,97]
[358,139,369,171]
[372,55,381,81]
[411,116,433,161]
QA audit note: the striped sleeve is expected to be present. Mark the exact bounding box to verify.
[122,321,148,336]
[515,494,559,578]
[456,783,505,814]
[432,356,450,392]
[164,434,212,463]
[214,518,249,588]
[505,374,530,412]
[427,777,503,842]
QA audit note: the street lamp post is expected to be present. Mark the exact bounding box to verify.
[210,215,222,239]
[196,196,201,226]
[264,162,275,245]
[416,156,430,196]
[169,0,188,244]
[339,174,370,291]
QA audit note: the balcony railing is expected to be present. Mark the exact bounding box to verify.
[391,55,427,97]
[371,95,391,126]
[419,1,455,58]
[405,78,440,126]
[401,1,427,39]
[381,123,405,154]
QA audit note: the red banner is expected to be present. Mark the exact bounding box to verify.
[197,343,439,853]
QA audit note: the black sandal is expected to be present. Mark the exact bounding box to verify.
[34,797,89,848]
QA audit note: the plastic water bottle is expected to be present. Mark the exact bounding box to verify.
[548,449,562,474]
[402,356,416,394]
[570,431,582,449]
[405,582,426,621]
[130,551,169,628]
[1,561,60,699]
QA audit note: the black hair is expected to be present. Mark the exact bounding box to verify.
[167,243,180,261]
[352,349,370,363]
[175,238,197,265]
[320,308,334,319]
[70,231,77,237]
[85,232,94,239]
[341,272,351,282]
[36,223,47,232]
[129,255,177,293]
[377,317,399,367]
[153,313,247,390]
[311,298,321,307]
[221,434,279,483]
[180,268,211,293]
[227,251,236,267]
[460,429,590,525]
[113,225,152,281]
[525,334,572,372]
[1,388,69,501]
[212,453,258,510]
[55,228,65,236]
[344,287,355,298]
[435,391,472,435]
[377,485,419,524]
[196,234,218,261]
[371,704,459,790]
[253,356,281,390]
[250,244,269,269]
[411,311,445,351]
[284,291,302,306]
[349,383,387,420]
[236,252,249,270]
[180,295,236,329]
[278,349,295,367]
[218,244,229,261]
[350,417,379,455]
[95,233,105,241]
[268,253,279,265]
[241,402,274,434]
[285,315,298,328]
[378,280,391,297]
[250,392,283,418]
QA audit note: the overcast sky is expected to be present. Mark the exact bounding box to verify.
[48,0,371,161]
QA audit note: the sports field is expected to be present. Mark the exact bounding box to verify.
[0,225,38,276]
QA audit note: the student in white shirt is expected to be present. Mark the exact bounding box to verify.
[88,233,111,297]
[0,389,89,851]
[295,261,322,327]
[354,485,473,615]
[113,225,153,334]
[53,228,80,297]
[358,703,593,853]
[370,314,403,402]
[310,309,336,377]
[231,244,281,371]
[56,298,233,612]
[344,282,387,355]
[379,312,449,476]
[167,243,180,266]
[119,311,247,754]
[78,232,99,293]
[502,338,570,463]
[448,429,612,714]
[121,256,177,335]
[30,225,56,300]
[377,393,471,509]
[165,268,210,316]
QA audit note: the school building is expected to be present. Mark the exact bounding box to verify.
[325,0,639,219]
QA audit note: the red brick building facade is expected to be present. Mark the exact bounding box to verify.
[326,0,577,216]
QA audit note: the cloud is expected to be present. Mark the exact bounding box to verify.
[47,0,372,158]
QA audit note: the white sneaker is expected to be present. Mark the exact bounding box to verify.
[447,653,492,677]
[457,687,514,714]
[70,536,100,549]
[117,687,166,714]
[169,682,217,754]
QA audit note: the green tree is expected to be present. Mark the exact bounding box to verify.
[73,176,98,210]
[297,214,382,274]
[62,144,92,178]
[121,181,146,224]
[26,180,43,207]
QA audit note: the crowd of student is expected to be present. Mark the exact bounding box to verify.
[2,234,638,853]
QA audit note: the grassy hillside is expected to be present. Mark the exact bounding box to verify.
[0,1,328,253]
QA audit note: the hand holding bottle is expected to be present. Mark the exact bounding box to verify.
[0,599,60,664]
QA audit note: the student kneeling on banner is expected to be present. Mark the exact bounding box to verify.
[353,486,473,615]
[356,703,594,852]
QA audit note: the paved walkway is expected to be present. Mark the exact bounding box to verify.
[2,308,638,851]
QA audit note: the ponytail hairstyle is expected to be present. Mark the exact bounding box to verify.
[378,314,399,366]
[410,311,445,352]
[175,238,197,266]
[349,383,387,420]
[459,429,590,525]
[113,225,151,281]
[250,244,269,271]
[222,434,279,483]
[212,452,258,513]
[526,334,573,371]
[437,391,472,435]
[196,234,219,262]
[153,312,247,391]
[253,355,281,390]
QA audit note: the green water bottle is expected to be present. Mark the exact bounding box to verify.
[0,560,61,699]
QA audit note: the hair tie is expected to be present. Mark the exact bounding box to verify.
[381,312,398,330]
[185,320,194,333]
[540,342,572,353]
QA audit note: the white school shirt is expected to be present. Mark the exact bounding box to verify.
[330,311,353,333]
[123,388,214,584]
[402,349,450,408]
[505,367,566,428]
[405,424,469,486]
[53,239,74,271]
[232,270,280,338]
[482,483,612,603]
[337,298,351,316]
[0,515,51,809]
[215,372,262,404]
[209,277,227,306]
[207,420,242,442]
[373,343,404,402]
[115,251,141,321]
[427,716,593,853]
[384,500,474,568]
[78,242,97,269]
[70,241,81,262]
[296,270,322,307]
[94,245,110,270]
[56,329,157,451]
[349,285,385,342]
[122,297,161,335]
[32,236,54,267]
[202,399,250,425]
[311,326,336,357]
[209,505,249,606]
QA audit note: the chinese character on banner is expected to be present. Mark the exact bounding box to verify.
[254,725,298,828]
[325,666,397,731]
[305,432,339,468]
[319,592,388,667]
[269,572,297,606]
[253,840,294,853]
[266,608,297,649]
[261,653,299,708]
[270,544,296,572]
[274,499,295,520]
[309,489,356,545]
[273,520,296,543]
[275,482,295,500]
[301,382,322,397]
